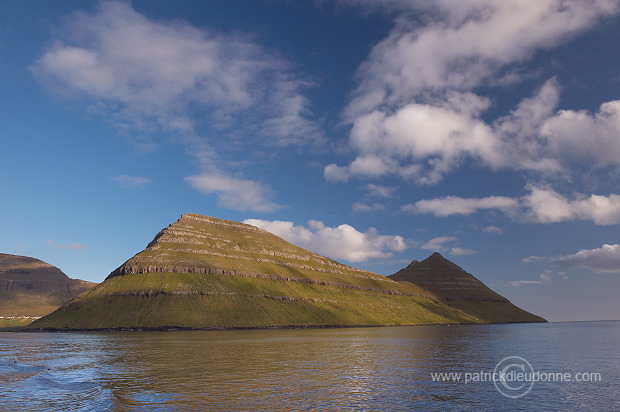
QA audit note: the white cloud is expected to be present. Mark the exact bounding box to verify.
[421,236,476,256]
[421,236,458,251]
[366,184,395,198]
[492,78,564,172]
[243,219,406,262]
[406,186,620,225]
[352,202,386,213]
[329,99,501,184]
[525,244,620,273]
[522,186,620,225]
[345,0,618,116]
[450,247,477,256]
[112,175,150,188]
[403,195,517,217]
[46,239,87,251]
[483,226,504,235]
[31,1,322,211]
[31,1,320,147]
[506,271,553,287]
[327,1,620,185]
[185,174,282,213]
[542,100,620,167]
[506,279,545,288]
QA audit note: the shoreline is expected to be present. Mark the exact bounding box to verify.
[18,319,547,333]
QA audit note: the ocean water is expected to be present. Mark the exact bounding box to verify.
[0,321,618,411]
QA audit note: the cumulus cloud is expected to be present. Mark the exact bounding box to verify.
[405,186,620,225]
[522,187,620,225]
[541,99,620,167]
[243,219,406,262]
[525,244,620,273]
[327,99,501,184]
[46,239,87,251]
[185,174,282,213]
[327,1,620,184]
[112,175,150,188]
[31,1,321,211]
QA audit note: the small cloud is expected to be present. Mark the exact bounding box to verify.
[185,173,282,213]
[351,183,395,214]
[506,279,545,288]
[46,239,87,251]
[366,184,395,198]
[507,270,553,287]
[450,247,477,256]
[352,202,386,213]
[324,163,350,182]
[539,271,552,282]
[113,175,151,188]
[483,225,504,235]
[422,236,458,251]
[421,236,476,256]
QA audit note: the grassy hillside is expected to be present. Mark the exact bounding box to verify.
[32,271,481,330]
[28,214,545,330]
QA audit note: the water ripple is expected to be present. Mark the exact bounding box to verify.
[0,321,618,411]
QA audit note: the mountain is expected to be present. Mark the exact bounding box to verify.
[0,253,96,318]
[389,252,546,323]
[28,214,544,330]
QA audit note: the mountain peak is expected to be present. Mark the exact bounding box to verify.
[388,253,545,323]
[391,252,486,287]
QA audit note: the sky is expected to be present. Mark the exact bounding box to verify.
[2,0,620,322]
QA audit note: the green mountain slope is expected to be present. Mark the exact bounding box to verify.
[389,252,545,323]
[28,214,544,330]
[0,253,96,318]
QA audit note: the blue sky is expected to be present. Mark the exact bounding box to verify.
[2,0,620,322]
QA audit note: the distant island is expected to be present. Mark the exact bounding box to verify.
[0,253,95,329]
[21,213,544,331]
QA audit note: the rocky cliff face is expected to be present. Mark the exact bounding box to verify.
[109,214,385,281]
[29,214,545,330]
[0,253,96,317]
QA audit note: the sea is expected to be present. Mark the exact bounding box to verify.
[0,321,618,411]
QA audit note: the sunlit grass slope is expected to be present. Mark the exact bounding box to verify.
[29,214,543,330]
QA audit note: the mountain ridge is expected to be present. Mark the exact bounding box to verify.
[27,213,545,330]
[389,252,545,323]
[0,253,96,318]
